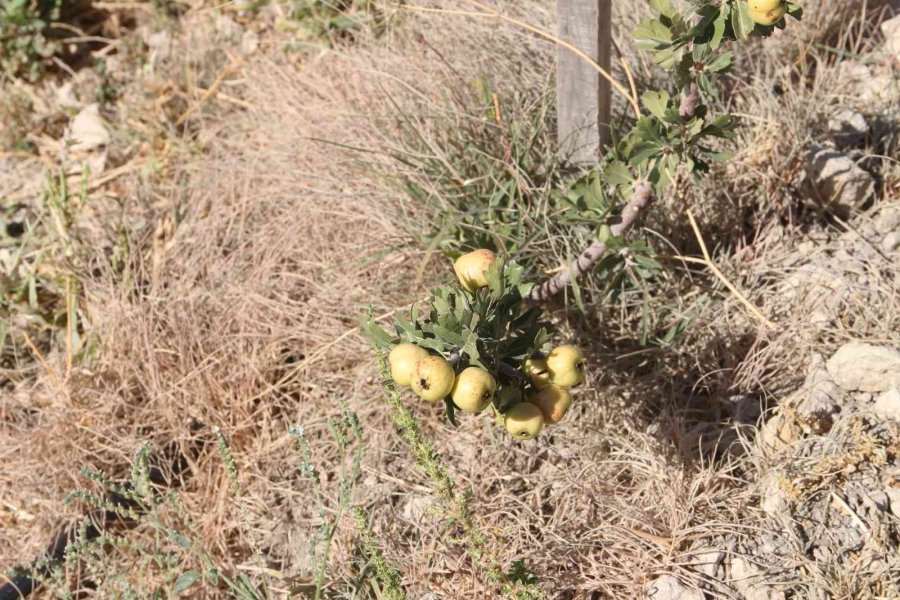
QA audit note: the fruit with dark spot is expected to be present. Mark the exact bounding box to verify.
[411,355,455,402]
[546,345,584,388]
[450,366,496,413]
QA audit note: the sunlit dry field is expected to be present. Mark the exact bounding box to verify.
[1,1,899,598]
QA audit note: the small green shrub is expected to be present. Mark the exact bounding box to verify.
[392,0,802,335]
[0,0,63,81]
[285,0,395,45]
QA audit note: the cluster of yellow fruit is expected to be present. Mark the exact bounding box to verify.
[388,340,584,441]
[747,0,786,26]
[498,345,584,441]
[387,249,586,441]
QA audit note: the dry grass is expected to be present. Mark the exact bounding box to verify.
[1,1,899,598]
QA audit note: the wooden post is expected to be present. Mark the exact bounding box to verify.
[556,0,612,165]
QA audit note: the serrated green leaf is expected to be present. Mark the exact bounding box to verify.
[418,338,447,354]
[516,282,535,298]
[432,324,465,347]
[506,260,525,287]
[484,258,504,297]
[431,293,451,317]
[460,330,479,363]
[629,141,664,165]
[359,319,395,350]
[653,46,678,70]
[604,160,633,185]
[634,18,673,51]
[649,0,676,17]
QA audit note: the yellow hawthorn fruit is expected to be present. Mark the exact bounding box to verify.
[451,367,496,413]
[492,387,522,428]
[453,249,497,293]
[505,402,544,441]
[388,343,429,387]
[523,357,552,388]
[530,384,573,425]
[748,0,786,26]
[546,345,585,388]
[411,356,456,402]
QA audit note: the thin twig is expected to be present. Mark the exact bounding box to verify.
[529,180,654,302]
[678,83,701,119]
[612,37,639,117]
[685,209,775,330]
[175,59,242,126]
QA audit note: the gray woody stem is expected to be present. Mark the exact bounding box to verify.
[679,83,700,119]
[529,180,654,302]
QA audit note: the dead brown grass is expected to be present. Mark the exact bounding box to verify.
[1,1,898,598]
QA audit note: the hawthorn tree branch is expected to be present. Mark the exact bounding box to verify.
[529,180,654,302]
[679,83,701,119]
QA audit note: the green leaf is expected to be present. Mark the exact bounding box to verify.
[649,0,676,18]
[633,18,673,51]
[629,141,664,165]
[706,51,733,73]
[710,7,728,49]
[653,46,678,70]
[444,397,460,427]
[731,1,755,40]
[516,282,535,299]
[604,160,633,186]
[431,324,465,347]
[484,258,504,298]
[641,90,670,120]
[171,532,192,549]
[173,571,200,595]
[360,318,395,349]
[634,254,664,273]
[460,330,480,364]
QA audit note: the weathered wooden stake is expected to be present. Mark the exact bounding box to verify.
[556,0,612,165]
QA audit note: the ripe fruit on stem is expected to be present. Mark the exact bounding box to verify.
[530,384,572,424]
[505,402,544,440]
[389,343,429,387]
[411,356,455,402]
[451,367,496,413]
[523,357,552,389]
[748,0,786,26]
[546,345,584,388]
[453,249,497,293]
